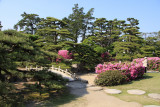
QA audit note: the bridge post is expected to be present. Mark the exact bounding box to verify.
[30,65,32,70]
[26,66,28,71]
[41,66,43,70]
[52,65,54,70]
[58,66,60,71]
[36,66,38,71]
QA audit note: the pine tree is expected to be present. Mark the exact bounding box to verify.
[14,12,42,34]
[113,18,143,61]
[35,17,72,63]
[63,4,95,43]
[0,30,46,81]
[93,18,125,54]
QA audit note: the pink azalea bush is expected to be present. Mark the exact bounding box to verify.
[133,57,160,71]
[95,62,145,80]
[101,52,110,59]
[101,52,116,62]
[58,50,73,59]
[56,50,73,63]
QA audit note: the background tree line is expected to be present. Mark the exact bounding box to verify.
[14,4,160,61]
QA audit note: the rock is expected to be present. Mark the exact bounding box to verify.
[127,89,146,95]
[143,105,160,107]
[104,89,122,94]
[148,93,160,100]
[87,86,103,91]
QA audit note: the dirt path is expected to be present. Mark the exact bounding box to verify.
[59,73,143,107]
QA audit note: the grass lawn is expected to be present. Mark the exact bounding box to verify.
[108,73,160,106]
[24,90,77,107]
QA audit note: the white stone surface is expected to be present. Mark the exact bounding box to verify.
[87,86,103,91]
[66,81,87,89]
[49,69,75,81]
[144,105,160,107]
[86,84,95,87]
[104,89,122,94]
[127,89,146,95]
[148,93,160,100]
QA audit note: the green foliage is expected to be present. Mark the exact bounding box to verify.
[3,29,24,36]
[28,34,39,41]
[0,81,17,106]
[158,67,160,72]
[95,70,127,86]
[63,4,95,42]
[93,18,124,48]
[113,18,143,61]
[51,62,71,70]
[0,30,49,82]
[14,12,41,34]
[28,70,68,95]
[0,81,15,96]
[71,44,100,71]
[94,46,106,54]
[37,17,70,45]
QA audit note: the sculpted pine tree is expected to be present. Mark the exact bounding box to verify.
[93,18,124,52]
[93,18,108,47]
[36,17,71,62]
[113,18,143,61]
[37,17,70,45]
[141,32,160,57]
[0,30,46,82]
[14,12,41,34]
[81,8,95,42]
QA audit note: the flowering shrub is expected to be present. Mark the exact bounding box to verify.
[95,62,145,80]
[56,58,63,63]
[133,57,160,71]
[95,70,127,86]
[101,52,115,62]
[56,50,73,63]
[58,50,73,59]
[101,52,110,58]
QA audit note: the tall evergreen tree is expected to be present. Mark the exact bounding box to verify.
[14,12,41,34]
[0,30,46,81]
[113,18,143,61]
[63,4,95,43]
[93,18,125,54]
[81,8,95,42]
[37,17,70,45]
[36,17,71,62]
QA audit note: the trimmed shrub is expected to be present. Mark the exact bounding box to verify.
[94,70,127,86]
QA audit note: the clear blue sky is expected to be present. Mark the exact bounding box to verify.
[0,0,160,33]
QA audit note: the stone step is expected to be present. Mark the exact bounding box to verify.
[127,89,146,95]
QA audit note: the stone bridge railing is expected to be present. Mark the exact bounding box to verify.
[25,65,84,82]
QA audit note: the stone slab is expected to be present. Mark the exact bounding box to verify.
[104,89,122,94]
[127,89,146,95]
[87,86,103,91]
[148,93,160,100]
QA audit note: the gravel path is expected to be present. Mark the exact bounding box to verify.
[59,73,143,107]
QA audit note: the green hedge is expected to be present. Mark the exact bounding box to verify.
[94,70,127,86]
